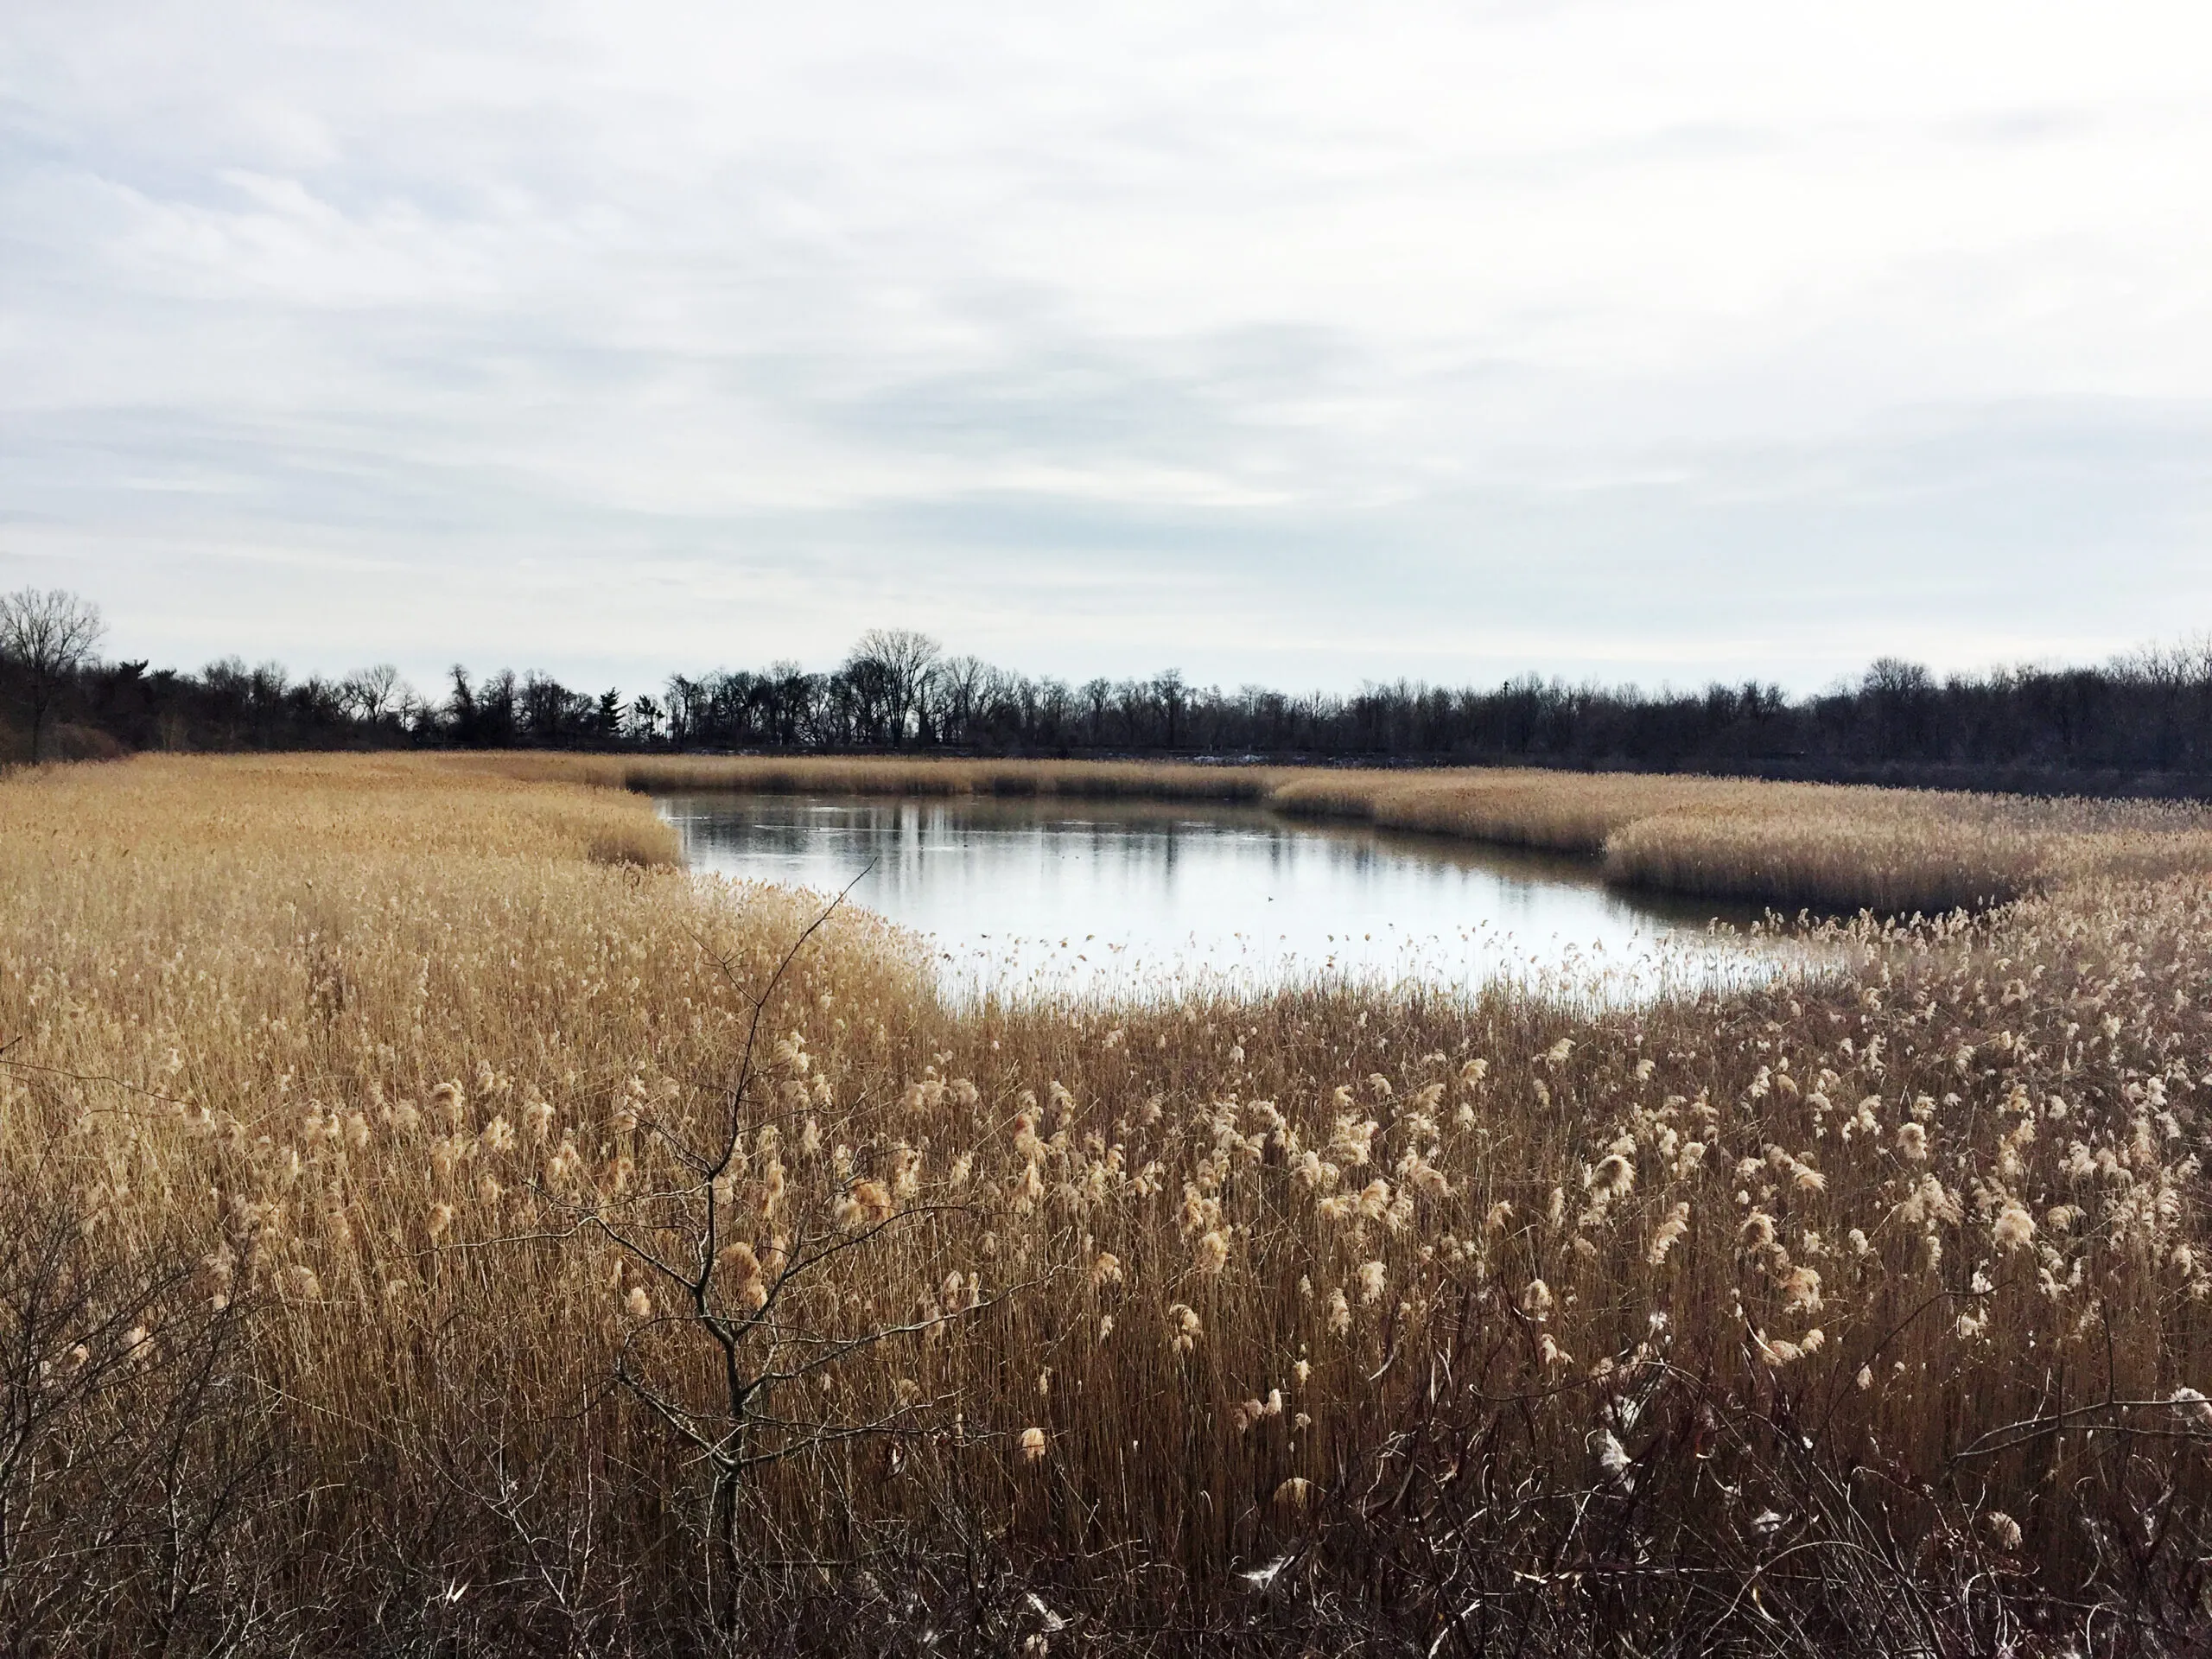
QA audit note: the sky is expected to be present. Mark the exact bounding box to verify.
[3,0,2210,700]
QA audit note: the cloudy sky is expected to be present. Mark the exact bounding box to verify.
[4,1,2209,697]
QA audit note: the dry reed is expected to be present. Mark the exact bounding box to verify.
[5,753,2212,1651]
[463,751,2212,915]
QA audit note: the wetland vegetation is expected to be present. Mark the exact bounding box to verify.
[6,751,2212,1653]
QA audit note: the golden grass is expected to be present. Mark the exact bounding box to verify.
[467,750,2212,915]
[8,752,2212,1647]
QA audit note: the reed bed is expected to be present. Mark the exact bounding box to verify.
[464,752,2212,915]
[5,753,2212,1652]
[470,752,1282,804]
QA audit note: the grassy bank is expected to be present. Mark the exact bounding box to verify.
[463,751,2212,915]
[5,753,2212,1652]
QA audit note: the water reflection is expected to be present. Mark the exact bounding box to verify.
[658,792,1780,1001]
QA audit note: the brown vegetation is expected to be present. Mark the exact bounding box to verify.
[5,753,2212,1652]
[471,751,2212,914]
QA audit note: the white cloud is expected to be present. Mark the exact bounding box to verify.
[3,0,2209,694]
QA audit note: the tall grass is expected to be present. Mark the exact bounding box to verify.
[464,752,2212,915]
[6,753,2212,1650]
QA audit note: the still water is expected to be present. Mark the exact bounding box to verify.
[658,792,1777,1001]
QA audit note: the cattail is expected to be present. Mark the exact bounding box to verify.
[625,1286,652,1319]
[1401,1156,1450,1200]
[1357,1259,1387,1305]
[1327,1116,1376,1168]
[1167,1304,1202,1353]
[1993,1203,2036,1252]
[1985,1511,2023,1551]
[2170,1387,2212,1430]
[431,1080,466,1129]
[1019,1427,1047,1461]
[1596,1430,1632,1488]
[1520,1278,1553,1320]
[717,1242,768,1309]
[427,1202,455,1238]
[1326,1289,1351,1337]
[480,1115,514,1154]
[546,1139,583,1188]
[1195,1230,1230,1274]
[1897,1121,1929,1161]
[892,1146,924,1199]
[1781,1266,1822,1314]
[1091,1252,1124,1289]
[200,1245,237,1294]
[1273,1477,1313,1510]
[835,1179,895,1231]
[1648,1203,1691,1265]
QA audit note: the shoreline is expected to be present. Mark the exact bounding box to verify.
[457,749,2212,915]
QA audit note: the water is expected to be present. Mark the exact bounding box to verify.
[658,791,1782,1002]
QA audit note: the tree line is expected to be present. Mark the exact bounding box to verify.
[6,591,2212,790]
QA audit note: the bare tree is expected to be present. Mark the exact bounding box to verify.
[340,664,404,724]
[0,589,105,762]
[513,882,1034,1630]
[1152,668,1188,750]
[1081,677,1113,747]
[847,628,942,748]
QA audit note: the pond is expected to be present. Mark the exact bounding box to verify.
[657,792,1783,1002]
